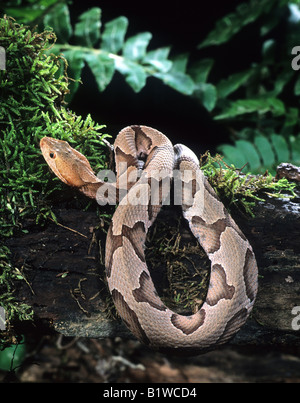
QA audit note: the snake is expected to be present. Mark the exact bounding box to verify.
[40,125,258,353]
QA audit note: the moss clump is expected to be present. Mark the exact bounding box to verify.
[200,152,297,216]
[146,214,210,315]
[0,16,109,340]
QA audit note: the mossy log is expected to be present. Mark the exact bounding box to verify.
[6,186,300,348]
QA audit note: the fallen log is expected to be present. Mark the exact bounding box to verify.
[6,184,300,348]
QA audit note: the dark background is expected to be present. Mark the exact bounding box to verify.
[69,0,261,156]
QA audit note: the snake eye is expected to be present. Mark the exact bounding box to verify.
[49,152,56,159]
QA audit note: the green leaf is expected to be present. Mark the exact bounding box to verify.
[62,49,85,78]
[267,98,286,116]
[290,135,300,165]
[271,69,293,97]
[198,0,278,49]
[189,59,216,109]
[194,83,217,111]
[271,134,290,163]
[214,97,285,120]
[218,144,248,168]
[74,7,102,48]
[262,39,276,62]
[218,131,297,174]
[260,12,280,36]
[101,16,129,54]
[0,336,26,371]
[284,107,299,128]
[235,140,261,172]
[43,3,72,43]
[294,75,300,96]
[189,59,214,84]
[84,52,115,92]
[143,47,172,73]
[61,49,85,101]
[4,7,41,23]
[216,70,253,99]
[154,71,194,95]
[153,53,194,95]
[254,136,275,168]
[123,32,152,61]
[115,58,146,92]
[170,53,189,73]
[4,0,58,24]
[219,137,264,172]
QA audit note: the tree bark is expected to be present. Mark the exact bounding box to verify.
[7,187,300,348]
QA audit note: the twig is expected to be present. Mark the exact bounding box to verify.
[70,288,90,316]
[48,217,88,238]
[15,267,35,295]
[88,232,97,255]
[56,334,78,350]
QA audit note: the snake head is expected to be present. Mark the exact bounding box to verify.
[40,137,99,187]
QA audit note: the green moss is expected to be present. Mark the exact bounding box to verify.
[200,152,297,216]
[0,16,109,341]
[144,213,210,315]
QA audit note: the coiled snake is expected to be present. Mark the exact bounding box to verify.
[40,125,258,353]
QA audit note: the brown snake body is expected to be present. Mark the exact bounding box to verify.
[40,125,258,353]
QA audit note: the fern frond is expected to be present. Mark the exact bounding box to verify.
[218,133,300,174]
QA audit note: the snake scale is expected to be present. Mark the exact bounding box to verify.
[40,125,258,353]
